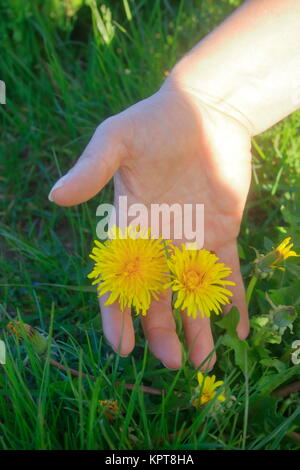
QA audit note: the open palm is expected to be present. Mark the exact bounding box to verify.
[50,83,251,369]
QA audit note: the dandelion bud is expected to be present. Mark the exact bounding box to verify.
[271,305,297,328]
[253,251,277,279]
[253,237,299,280]
[7,321,49,356]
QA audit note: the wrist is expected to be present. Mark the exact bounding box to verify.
[162,72,254,136]
[163,0,300,136]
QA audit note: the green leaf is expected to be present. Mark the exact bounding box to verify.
[269,282,300,306]
[222,334,249,374]
[250,395,283,433]
[273,306,297,328]
[259,358,286,373]
[216,306,240,337]
[216,307,251,374]
[253,365,300,398]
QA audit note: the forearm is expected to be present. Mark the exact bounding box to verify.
[165,0,300,136]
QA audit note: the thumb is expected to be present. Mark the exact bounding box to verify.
[48,117,126,206]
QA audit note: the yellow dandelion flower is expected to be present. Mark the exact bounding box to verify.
[88,226,169,316]
[99,400,119,421]
[273,237,299,265]
[167,245,235,319]
[254,236,299,279]
[193,372,225,407]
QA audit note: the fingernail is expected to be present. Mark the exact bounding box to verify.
[161,360,179,370]
[113,348,129,358]
[48,174,69,202]
[161,361,172,370]
[106,338,129,358]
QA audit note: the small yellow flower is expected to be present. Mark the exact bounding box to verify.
[193,372,225,407]
[253,237,299,279]
[99,400,119,421]
[273,237,299,265]
[88,226,169,316]
[167,245,235,318]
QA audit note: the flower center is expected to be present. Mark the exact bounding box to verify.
[185,269,202,289]
[124,258,140,275]
[200,392,212,405]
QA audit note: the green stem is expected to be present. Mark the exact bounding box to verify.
[242,348,249,450]
[49,359,163,396]
[246,275,258,306]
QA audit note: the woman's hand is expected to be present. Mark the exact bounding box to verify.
[49,82,251,370]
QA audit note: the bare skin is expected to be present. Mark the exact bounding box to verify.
[49,84,251,370]
[49,0,300,370]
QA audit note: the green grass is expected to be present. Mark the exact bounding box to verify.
[0,0,300,450]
